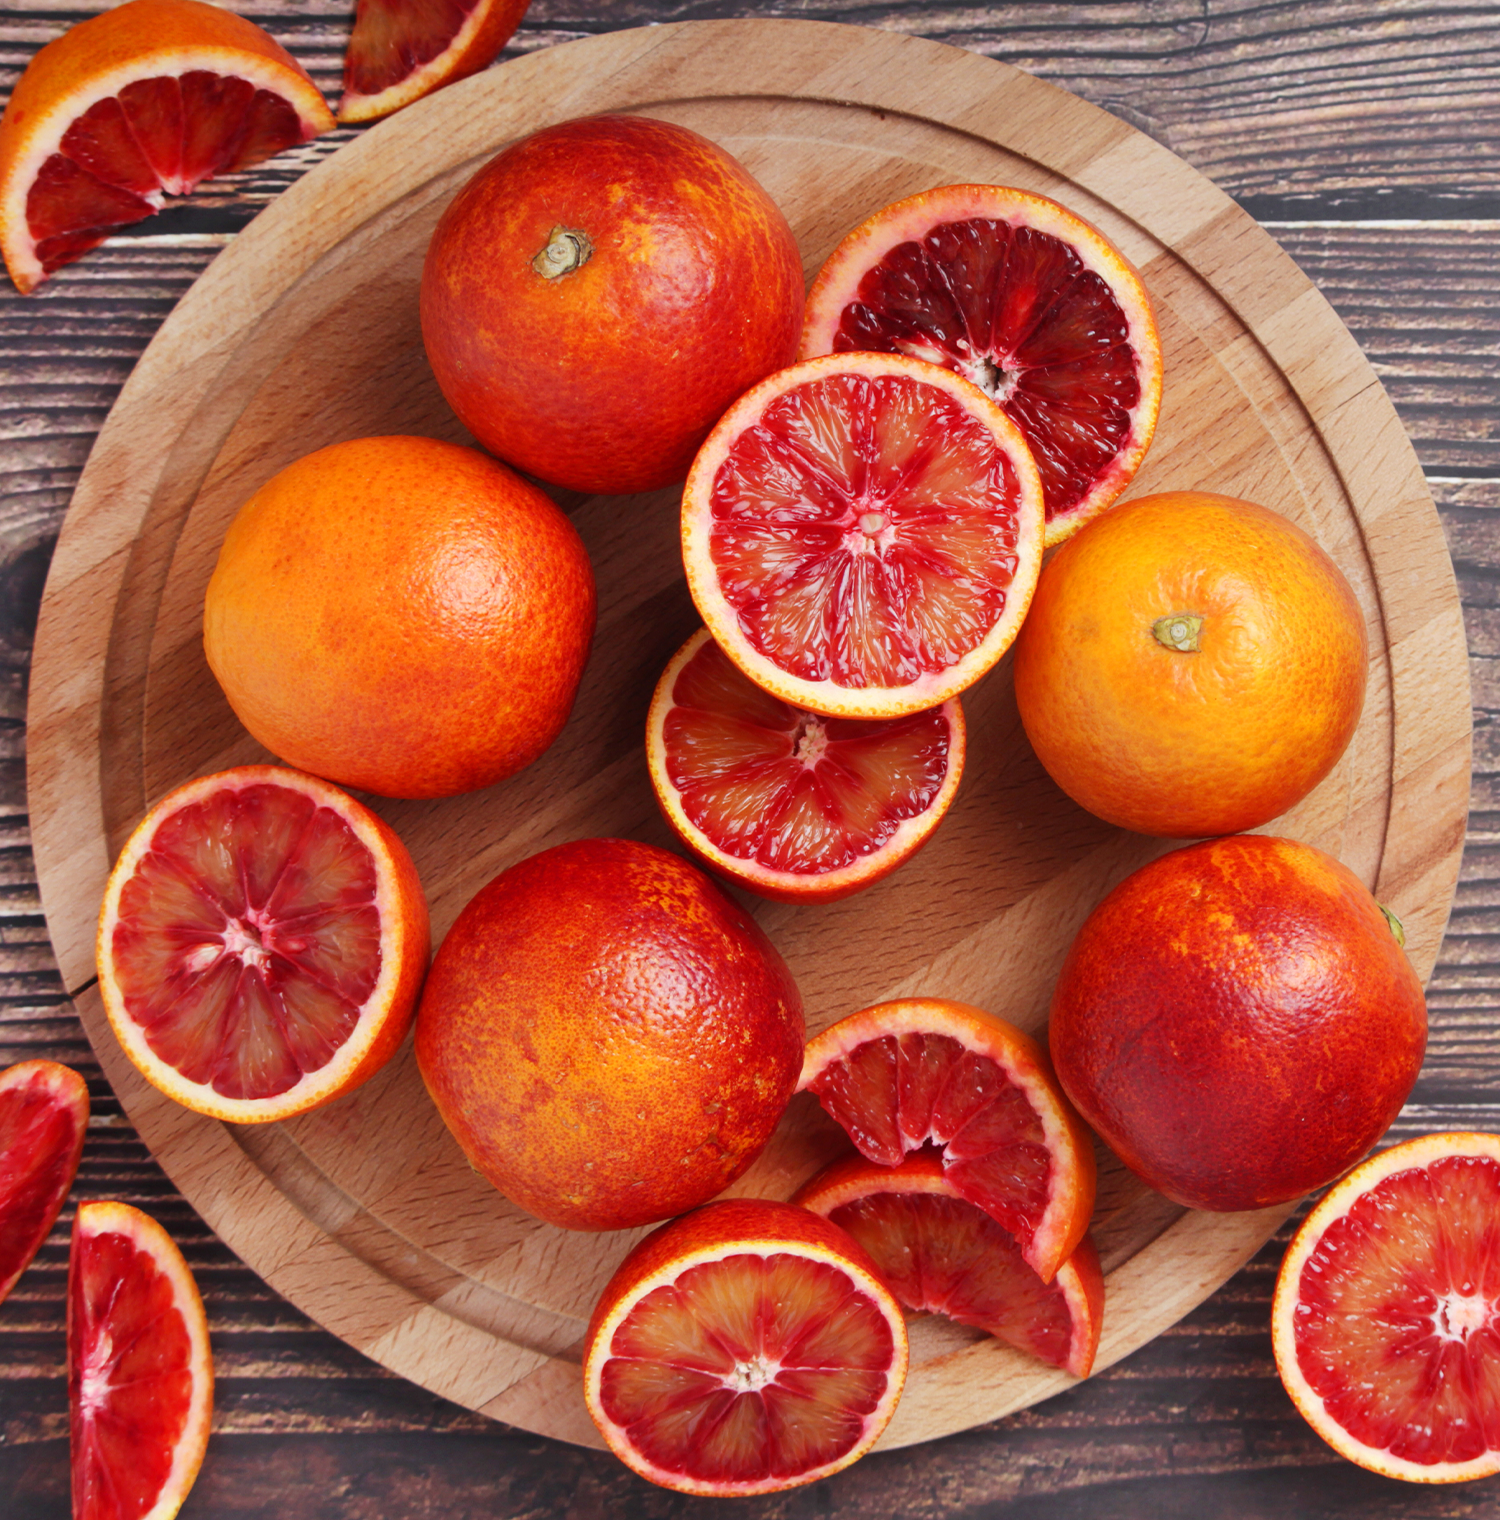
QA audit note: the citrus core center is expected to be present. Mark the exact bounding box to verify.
[1437,1291,1495,1340]
[726,1352,780,1393]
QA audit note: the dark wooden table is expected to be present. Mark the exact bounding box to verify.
[3,3,1498,1515]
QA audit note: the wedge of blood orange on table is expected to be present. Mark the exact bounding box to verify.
[70,1200,212,1520]
[801,184,1162,545]
[647,627,966,902]
[1273,1131,1500,1483]
[0,1059,88,1305]
[800,998,1096,1283]
[97,765,429,1124]
[682,350,1045,720]
[583,1199,908,1497]
[0,0,333,294]
[796,1152,1104,1378]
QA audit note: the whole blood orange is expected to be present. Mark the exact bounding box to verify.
[415,838,804,1231]
[801,184,1161,545]
[646,628,966,903]
[1272,1131,1500,1482]
[204,435,595,800]
[582,1198,908,1495]
[420,114,804,496]
[1049,834,1427,1212]
[1012,491,1368,838]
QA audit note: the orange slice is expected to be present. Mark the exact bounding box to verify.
[97,765,430,1124]
[1272,1131,1500,1482]
[646,627,966,903]
[338,0,532,123]
[0,0,333,294]
[583,1198,908,1496]
[801,184,1162,545]
[799,998,1096,1282]
[0,1059,89,1305]
[70,1200,212,1520]
[795,1152,1104,1377]
[682,350,1045,721]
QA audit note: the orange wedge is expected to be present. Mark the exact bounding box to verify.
[0,0,333,294]
[338,0,532,123]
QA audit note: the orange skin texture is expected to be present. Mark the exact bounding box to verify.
[203,436,596,800]
[1049,834,1427,1212]
[420,113,806,495]
[1013,491,1368,838]
[415,838,805,1231]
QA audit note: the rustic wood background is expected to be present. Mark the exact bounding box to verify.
[2,1,1497,1515]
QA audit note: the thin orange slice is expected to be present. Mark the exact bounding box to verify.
[799,998,1096,1282]
[583,1199,908,1496]
[795,1152,1104,1377]
[70,1200,212,1520]
[646,627,966,903]
[338,0,532,123]
[682,350,1045,720]
[801,184,1162,546]
[0,1059,88,1305]
[1272,1131,1500,1482]
[97,765,430,1124]
[0,0,333,294]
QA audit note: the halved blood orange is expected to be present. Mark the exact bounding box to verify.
[0,1059,89,1305]
[799,998,1096,1283]
[337,0,532,124]
[1272,1131,1500,1482]
[646,627,966,903]
[801,185,1162,546]
[0,0,333,294]
[795,1152,1104,1377]
[70,1200,212,1520]
[97,765,430,1124]
[583,1198,908,1496]
[682,351,1045,721]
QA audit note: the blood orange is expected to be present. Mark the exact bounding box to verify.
[70,1200,212,1520]
[646,627,966,903]
[795,1152,1104,1377]
[0,0,333,294]
[338,0,531,123]
[0,1059,88,1306]
[1272,1132,1500,1482]
[582,1199,908,1496]
[97,765,430,1125]
[801,184,1161,545]
[682,351,1045,720]
[798,998,1096,1283]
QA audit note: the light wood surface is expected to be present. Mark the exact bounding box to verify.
[23,19,1471,1454]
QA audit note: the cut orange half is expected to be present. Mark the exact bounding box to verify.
[795,1152,1104,1377]
[801,185,1162,546]
[1272,1132,1500,1483]
[583,1198,908,1496]
[799,998,1096,1283]
[682,351,1045,720]
[646,627,966,903]
[70,1201,212,1520]
[0,1059,89,1306]
[0,0,333,294]
[337,0,532,124]
[97,765,430,1124]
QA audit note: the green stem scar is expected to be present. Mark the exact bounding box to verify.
[532,226,593,279]
[1380,904,1407,947]
[1153,613,1204,652]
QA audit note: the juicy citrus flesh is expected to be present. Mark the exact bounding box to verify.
[107,780,384,1103]
[344,0,481,95]
[70,1202,211,1520]
[660,631,957,877]
[1287,1149,1500,1475]
[597,1249,898,1491]
[707,367,1030,692]
[0,1060,88,1303]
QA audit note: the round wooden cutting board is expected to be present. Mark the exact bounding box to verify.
[27,20,1471,1453]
